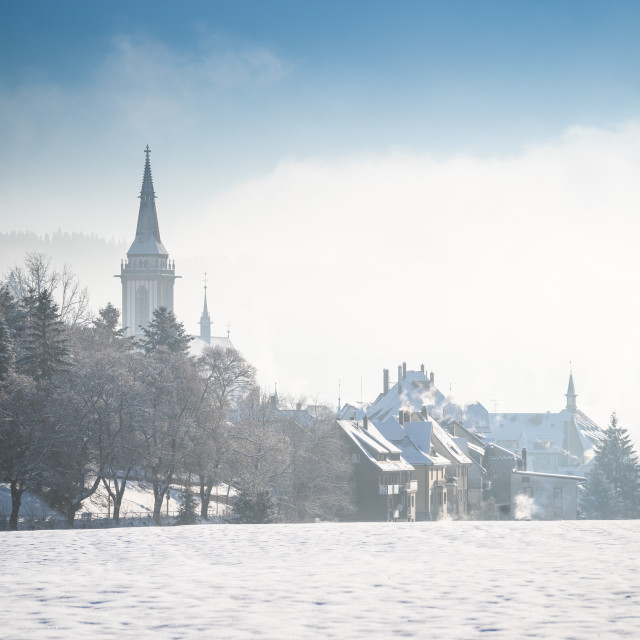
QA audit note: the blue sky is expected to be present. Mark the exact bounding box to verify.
[3,0,640,165]
[2,1,640,437]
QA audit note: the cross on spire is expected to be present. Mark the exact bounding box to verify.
[144,145,151,161]
[203,272,208,292]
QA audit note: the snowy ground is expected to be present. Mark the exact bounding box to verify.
[0,481,234,527]
[1,521,639,639]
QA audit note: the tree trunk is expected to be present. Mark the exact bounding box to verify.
[200,480,214,519]
[66,505,76,528]
[9,480,23,531]
[153,493,164,525]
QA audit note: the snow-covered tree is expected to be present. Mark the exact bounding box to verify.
[0,314,13,381]
[137,306,193,355]
[229,487,277,524]
[583,413,640,519]
[0,374,52,530]
[177,478,199,525]
[5,252,90,326]
[17,288,70,382]
[188,346,256,518]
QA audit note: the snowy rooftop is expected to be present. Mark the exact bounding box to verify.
[489,408,602,454]
[337,420,414,472]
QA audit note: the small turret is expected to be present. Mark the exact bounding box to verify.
[565,371,577,412]
[199,273,211,344]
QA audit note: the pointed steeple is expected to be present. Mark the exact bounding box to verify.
[565,369,577,412]
[127,145,168,257]
[199,273,211,344]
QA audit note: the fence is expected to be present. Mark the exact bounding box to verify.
[0,510,183,531]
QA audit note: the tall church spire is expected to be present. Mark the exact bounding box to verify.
[128,145,168,257]
[565,369,577,412]
[117,146,178,337]
[199,273,211,344]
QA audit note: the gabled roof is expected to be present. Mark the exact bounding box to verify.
[337,420,414,472]
[430,418,473,464]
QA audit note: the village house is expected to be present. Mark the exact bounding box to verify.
[486,373,602,475]
[336,418,417,522]
[511,470,586,520]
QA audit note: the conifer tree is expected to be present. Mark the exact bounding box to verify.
[583,413,640,519]
[137,306,193,355]
[178,478,199,525]
[93,302,125,337]
[0,315,13,381]
[17,288,70,382]
[229,487,278,524]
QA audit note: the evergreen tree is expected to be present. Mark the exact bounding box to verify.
[17,288,70,382]
[137,306,193,355]
[582,467,620,519]
[93,302,125,337]
[0,285,23,378]
[0,314,13,381]
[583,413,640,519]
[177,479,199,525]
[229,487,278,524]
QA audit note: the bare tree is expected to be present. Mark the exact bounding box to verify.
[188,346,256,518]
[0,373,53,530]
[139,349,200,524]
[5,252,90,326]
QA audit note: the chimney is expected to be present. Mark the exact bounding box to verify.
[383,368,389,395]
[363,414,369,430]
[420,363,425,374]
[429,372,435,386]
[421,405,428,419]
[402,362,407,379]
[522,447,527,472]
[404,410,411,423]
[296,402,302,411]
[398,365,403,395]
[399,411,404,426]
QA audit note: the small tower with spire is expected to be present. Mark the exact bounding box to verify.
[199,273,212,344]
[565,368,577,412]
[116,146,179,337]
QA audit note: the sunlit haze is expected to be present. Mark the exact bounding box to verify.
[2,1,640,442]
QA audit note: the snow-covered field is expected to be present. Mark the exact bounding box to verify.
[1,521,639,639]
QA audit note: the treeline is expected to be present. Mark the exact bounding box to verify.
[0,254,354,530]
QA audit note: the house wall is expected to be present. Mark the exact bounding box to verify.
[511,473,581,520]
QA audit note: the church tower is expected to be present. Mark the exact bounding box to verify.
[565,370,577,412]
[117,146,178,337]
[199,274,212,344]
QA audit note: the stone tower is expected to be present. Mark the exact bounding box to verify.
[117,146,178,337]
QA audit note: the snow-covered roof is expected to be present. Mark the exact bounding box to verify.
[366,368,490,433]
[489,409,602,455]
[430,419,473,465]
[367,370,446,422]
[190,335,235,356]
[512,470,586,483]
[337,420,414,472]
